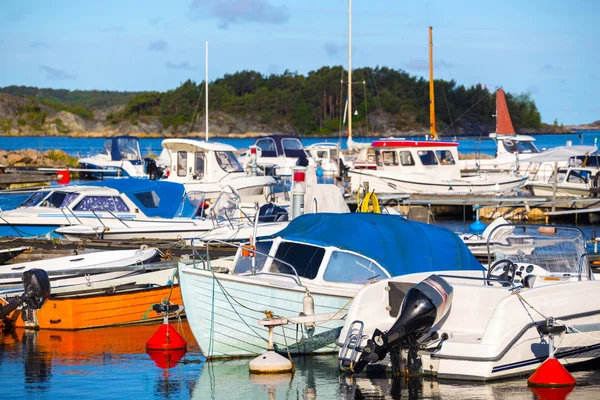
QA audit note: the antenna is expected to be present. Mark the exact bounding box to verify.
[205,41,209,142]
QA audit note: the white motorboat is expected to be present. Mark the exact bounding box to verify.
[337,224,600,381]
[78,136,146,178]
[238,135,313,176]
[179,212,484,359]
[348,139,527,194]
[459,89,596,183]
[305,142,344,176]
[0,247,160,287]
[160,138,275,202]
[529,165,600,197]
[0,179,194,237]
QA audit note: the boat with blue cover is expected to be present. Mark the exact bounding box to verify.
[78,136,146,178]
[0,179,201,238]
[179,212,484,359]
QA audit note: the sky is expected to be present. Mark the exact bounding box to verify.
[1,0,598,125]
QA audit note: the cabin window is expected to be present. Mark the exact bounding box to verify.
[270,241,325,280]
[39,192,79,208]
[316,150,328,159]
[567,170,591,184]
[436,150,455,165]
[20,190,50,207]
[133,191,160,208]
[323,251,387,284]
[330,149,338,158]
[418,150,438,165]
[282,138,307,158]
[375,151,383,166]
[216,151,243,173]
[382,151,398,166]
[399,151,414,166]
[177,151,187,177]
[550,169,568,183]
[256,138,277,157]
[194,152,205,179]
[73,196,130,212]
[516,141,539,154]
[233,241,272,274]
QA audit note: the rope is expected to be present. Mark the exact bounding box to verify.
[280,325,296,372]
[359,190,381,213]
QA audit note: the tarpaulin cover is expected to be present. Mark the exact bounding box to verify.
[270,213,483,276]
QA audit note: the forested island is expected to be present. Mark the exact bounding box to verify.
[0,66,563,138]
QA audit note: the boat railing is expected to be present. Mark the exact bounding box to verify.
[60,207,83,225]
[437,274,518,290]
[100,208,131,228]
[198,237,305,288]
[578,252,599,280]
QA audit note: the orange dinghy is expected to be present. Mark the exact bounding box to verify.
[5,268,182,331]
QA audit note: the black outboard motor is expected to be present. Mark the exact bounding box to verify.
[1,269,51,323]
[351,275,453,373]
[258,203,289,223]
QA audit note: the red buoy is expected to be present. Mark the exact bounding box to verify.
[529,386,575,400]
[56,169,70,185]
[146,323,187,351]
[528,358,576,388]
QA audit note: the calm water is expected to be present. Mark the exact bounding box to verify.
[1,323,599,399]
[1,131,599,157]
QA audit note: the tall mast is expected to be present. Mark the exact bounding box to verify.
[347,0,352,142]
[429,26,437,140]
[205,41,209,141]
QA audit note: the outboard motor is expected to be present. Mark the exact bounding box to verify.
[1,269,50,328]
[345,275,453,374]
[258,203,289,223]
[296,155,309,167]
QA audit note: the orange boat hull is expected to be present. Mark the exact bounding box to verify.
[9,285,182,330]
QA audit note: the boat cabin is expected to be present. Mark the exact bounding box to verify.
[239,135,310,175]
[227,213,482,287]
[160,139,245,184]
[305,143,343,175]
[490,134,540,157]
[368,139,462,178]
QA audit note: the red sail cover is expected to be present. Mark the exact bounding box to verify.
[496,88,515,135]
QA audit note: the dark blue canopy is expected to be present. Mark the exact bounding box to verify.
[270,213,483,276]
[87,179,190,219]
[254,135,307,158]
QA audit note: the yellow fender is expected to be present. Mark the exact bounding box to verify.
[359,191,381,213]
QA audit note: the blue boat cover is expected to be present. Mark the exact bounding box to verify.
[86,179,190,219]
[270,213,483,275]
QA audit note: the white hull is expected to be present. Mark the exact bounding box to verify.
[349,169,526,194]
[0,248,158,286]
[180,265,353,358]
[528,183,590,197]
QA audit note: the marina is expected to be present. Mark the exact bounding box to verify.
[2,0,600,398]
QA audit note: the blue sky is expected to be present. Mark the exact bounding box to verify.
[1,0,598,125]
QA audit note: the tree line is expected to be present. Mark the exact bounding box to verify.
[1,67,542,135]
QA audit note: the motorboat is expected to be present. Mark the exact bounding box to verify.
[179,212,483,359]
[459,89,596,183]
[337,223,600,381]
[347,139,527,194]
[159,138,275,202]
[78,136,146,178]
[0,179,196,237]
[0,247,160,288]
[237,135,313,176]
[305,142,344,176]
[56,189,288,242]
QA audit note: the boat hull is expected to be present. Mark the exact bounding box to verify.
[180,266,352,358]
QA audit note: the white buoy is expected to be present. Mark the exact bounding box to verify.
[249,326,293,374]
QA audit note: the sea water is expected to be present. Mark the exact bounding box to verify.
[1,131,599,157]
[1,322,599,399]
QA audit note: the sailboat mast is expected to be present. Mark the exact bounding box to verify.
[348,0,352,142]
[205,41,209,141]
[429,26,437,140]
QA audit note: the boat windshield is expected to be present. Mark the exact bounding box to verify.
[233,241,272,274]
[175,191,206,219]
[20,190,50,207]
[489,224,587,275]
[38,191,80,208]
[503,140,540,154]
[211,190,242,223]
[282,138,307,158]
[216,151,243,173]
[269,241,325,279]
[104,137,142,161]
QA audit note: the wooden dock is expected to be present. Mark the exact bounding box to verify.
[0,171,53,190]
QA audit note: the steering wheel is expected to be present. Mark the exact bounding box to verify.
[487,259,517,287]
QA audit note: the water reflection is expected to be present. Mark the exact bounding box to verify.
[2,324,600,399]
